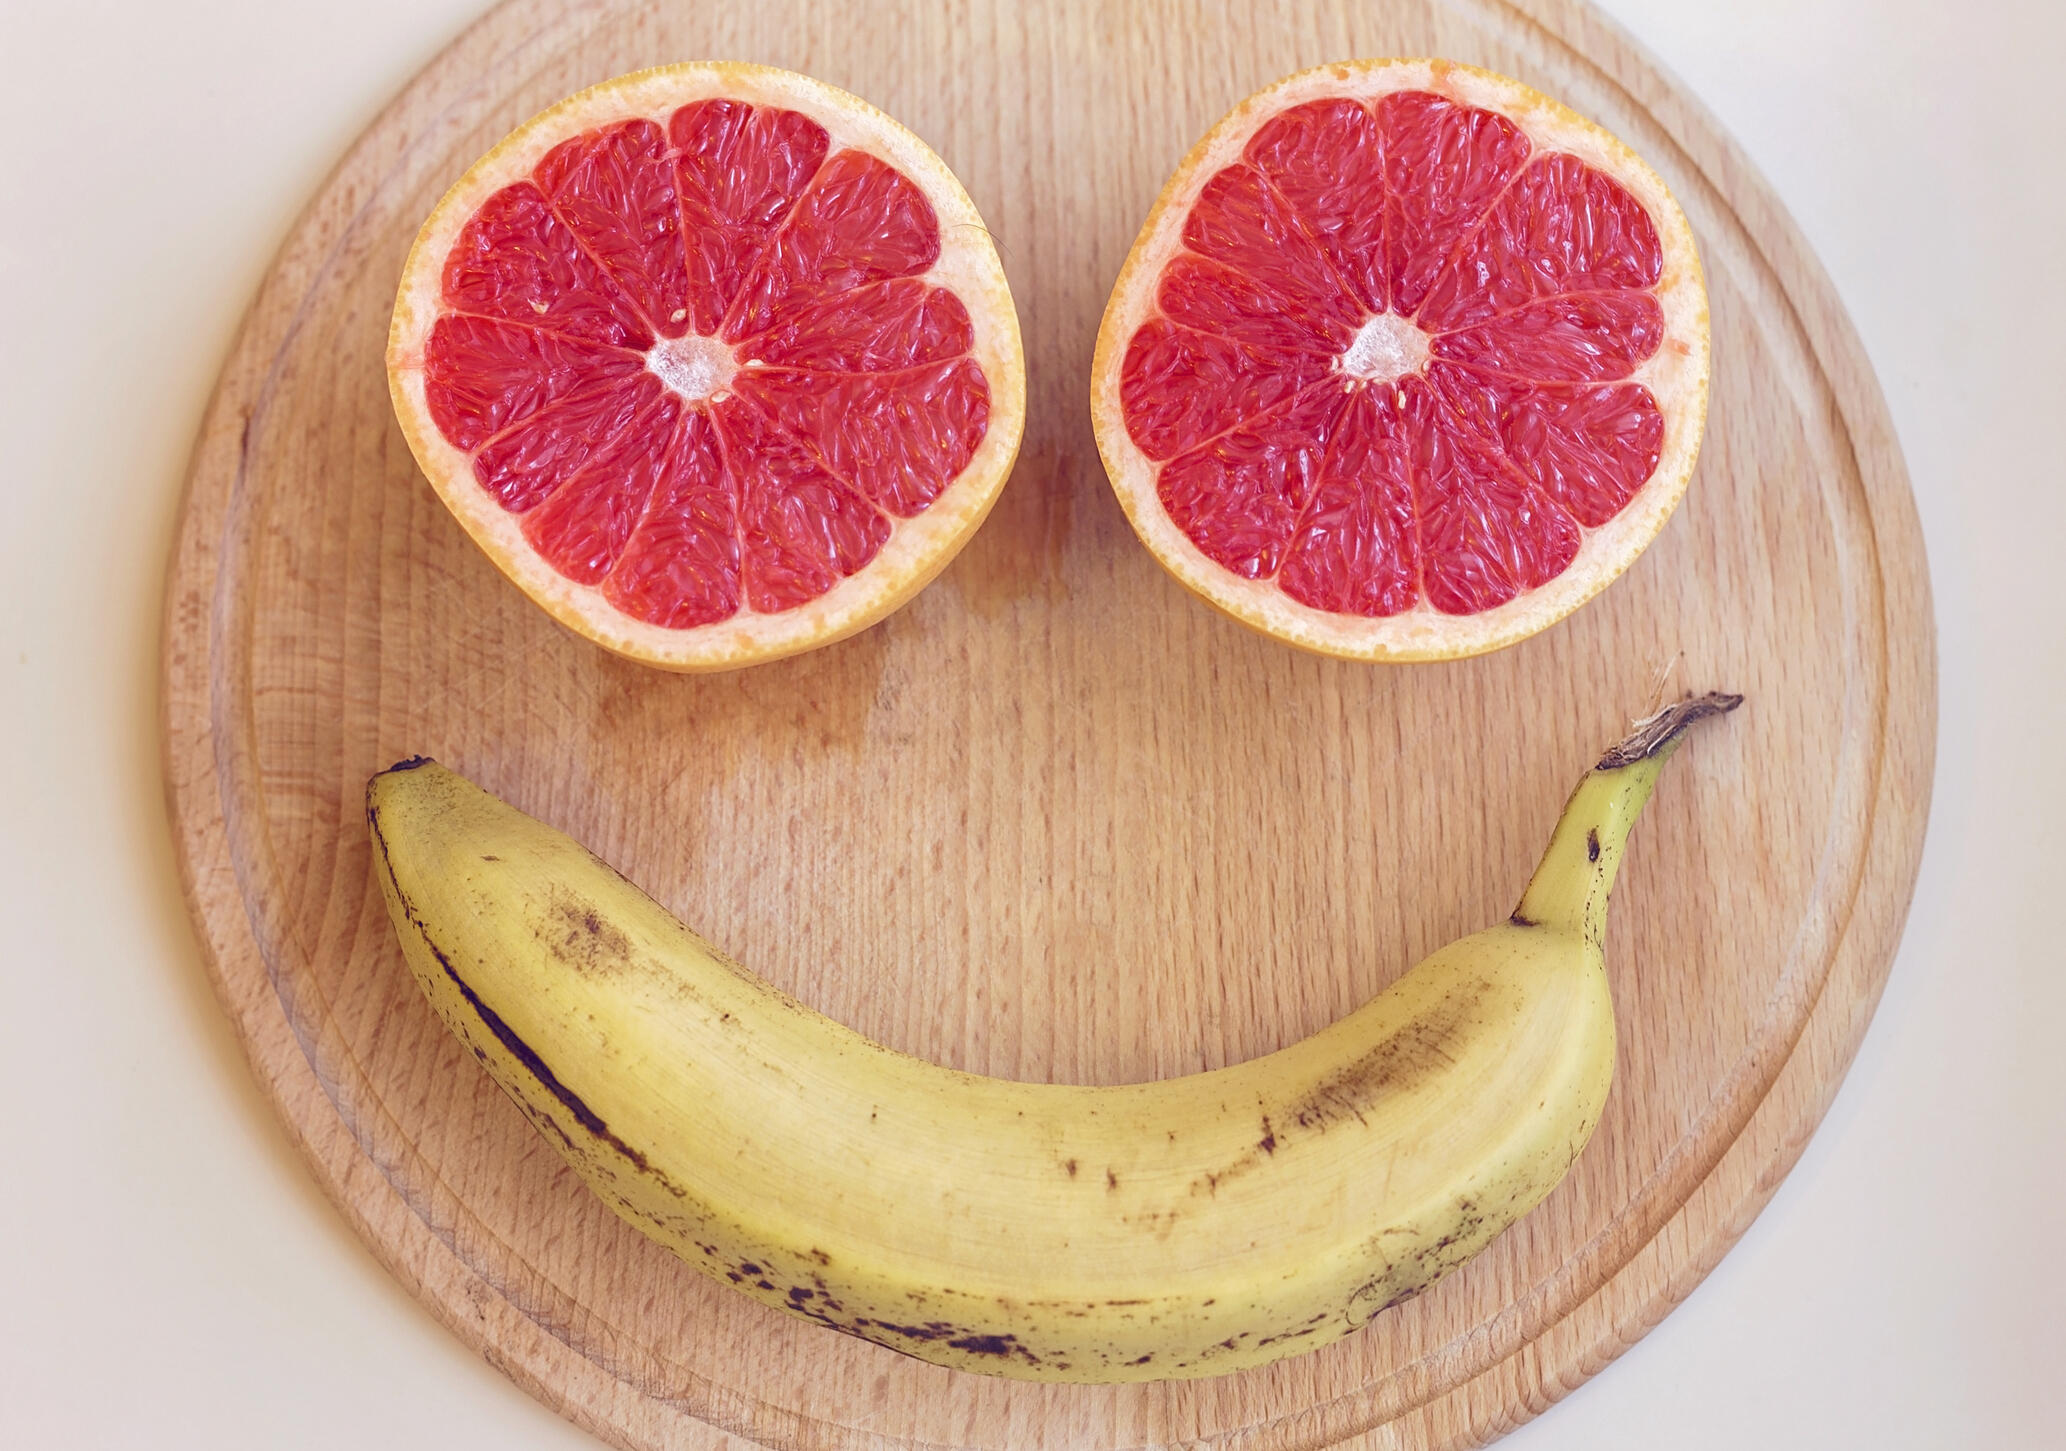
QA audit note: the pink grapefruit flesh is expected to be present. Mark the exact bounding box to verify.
[390,65,1024,670]
[1092,60,1707,661]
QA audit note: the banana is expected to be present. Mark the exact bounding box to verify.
[367,692,1739,1382]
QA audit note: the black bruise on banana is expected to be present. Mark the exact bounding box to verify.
[752,1304,1062,1371]
[1255,1309,1334,1347]
[743,1278,1030,1365]
[368,796,684,1202]
[850,1321,1043,1366]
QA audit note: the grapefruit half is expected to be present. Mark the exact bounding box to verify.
[1091,60,1708,661]
[388,65,1024,671]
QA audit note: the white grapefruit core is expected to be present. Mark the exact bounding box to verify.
[647,333,736,402]
[388,64,1025,671]
[1091,60,1709,662]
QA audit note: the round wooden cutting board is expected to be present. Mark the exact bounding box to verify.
[160,1,1934,1447]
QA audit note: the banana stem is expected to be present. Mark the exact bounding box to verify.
[1511,693,1742,943]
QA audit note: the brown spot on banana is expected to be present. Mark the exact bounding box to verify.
[1287,986,1483,1134]
[1184,979,1488,1199]
[538,884,634,975]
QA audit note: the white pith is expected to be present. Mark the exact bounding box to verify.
[647,333,737,403]
[387,63,1026,672]
[1340,313,1430,384]
[1089,59,1711,663]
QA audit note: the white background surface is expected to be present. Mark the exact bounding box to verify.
[1,1,2058,1445]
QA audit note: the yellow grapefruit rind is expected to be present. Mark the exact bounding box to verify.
[388,63,1025,672]
[1090,59,1709,663]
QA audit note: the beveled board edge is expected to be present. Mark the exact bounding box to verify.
[1441,2,1937,1441]
[156,0,1936,1448]
[158,4,696,1448]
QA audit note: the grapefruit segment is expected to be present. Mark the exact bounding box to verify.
[519,390,684,583]
[728,149,944,341]
[421,315,643,452]
[719,397,892,612]
[1276,389,1420,617]
[1157,383,1344,581]
[1092,59,1708,661]
[474,371,667,513]
[1496,379,1665,527]
[441,183,652,347]
[732,359,990,517]
[1419,152,1663,330]
[1245,101,1390,315]
[1431,290,1666,381]
[533,120,694,338]
[1405,376,1582,614]
[669,99,831,337]
[1377,90,1532,317]
[1158,253,1350,354]
[735,277,972,371]
[1180,166,1365,340]
[389,64,1023,671]
[1119,321,1335,463]
[601,410,742,628]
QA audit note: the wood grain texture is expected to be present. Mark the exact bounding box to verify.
[159,1,1935,1447]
